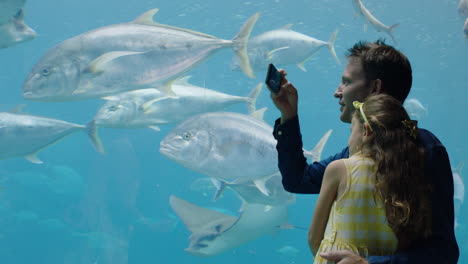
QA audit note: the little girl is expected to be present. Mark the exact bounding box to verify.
[308,94,432,263]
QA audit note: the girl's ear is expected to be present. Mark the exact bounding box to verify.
[363,123,373,136]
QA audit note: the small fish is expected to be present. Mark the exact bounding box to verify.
[352,0,399,43]
[94,77,262,130]
[459,0,468,19]
[0,6,36,48]
[232,25,340,72]
[0,111,104,163]
[464,17,468,37]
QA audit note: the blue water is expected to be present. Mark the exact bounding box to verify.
[0,0,466,263]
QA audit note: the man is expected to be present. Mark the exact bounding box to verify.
[270,40,459,264]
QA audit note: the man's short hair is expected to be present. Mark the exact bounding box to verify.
[346,39,412,103]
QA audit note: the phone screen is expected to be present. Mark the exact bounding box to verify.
[265,63,281,94]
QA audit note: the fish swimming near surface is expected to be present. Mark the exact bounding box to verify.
[403,98,428,120]
[169,195,289,257]
[22,9,259,101]
[0,110,104,163]
[93,77,262,130]
[231,25,340,72]
[0,0,36,48]
[160,109,332,195]
[352,0,399,43]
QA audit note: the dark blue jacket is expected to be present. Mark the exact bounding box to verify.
[273,115,459,264]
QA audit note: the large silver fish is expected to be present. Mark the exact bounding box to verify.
[0,111,103,163]
[232,25,340,72]
[0,0,36,49]
[93,77,262,130]
[160,110,332,195]
[352,0,399,43]
[459,0,468,19]
[169,195,289,257]
[22,9,259,101]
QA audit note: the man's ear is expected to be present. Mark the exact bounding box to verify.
[371,79,383,94]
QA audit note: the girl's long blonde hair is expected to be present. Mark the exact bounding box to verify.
[356,94,432,249]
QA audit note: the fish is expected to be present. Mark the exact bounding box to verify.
[231,25,340,72]
[464,17,468,37]
[22,9,259,101]
[459,0,468,19]
[352,0,399,43]
[169,195,289,257]
[0,110,104,163]
[0,0,36,49]
[93,77,262,130]
[403,98,428,120]
[160,109,332,195]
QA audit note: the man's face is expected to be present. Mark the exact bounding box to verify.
[334,58,374,123]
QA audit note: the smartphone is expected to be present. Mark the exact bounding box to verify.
[265,63,281,94]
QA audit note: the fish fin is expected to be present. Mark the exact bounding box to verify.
[388,23,399,44]
[159,81,177,96]
[250,107,267,121]
[148,125,161,131]
[86,121,105,154]
[232,13,260,78]
[14,8,25,20]
[303,129,332,162]
[296,62,307,72]
[101,95,120,101]
[211,178,227,201]
[87,51,145,74]
[279,24,293,30]
[327,29,341,65]
[253,178,270,196]
[297,48,321,71]
[141,96,173,114]
[266,46,290,60]
[455,162,464,175]
[25,153,42,164]
[7,104,26,114]
[173,75,193,85]
[133,8,159,25]
[246,83,262,114]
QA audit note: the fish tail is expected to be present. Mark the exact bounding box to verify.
[86,120,105,154]
[232,13,260,78]
[327,29,341,65]
[303,129,332,162]
[245,83,263,114]
[388,23,399,44]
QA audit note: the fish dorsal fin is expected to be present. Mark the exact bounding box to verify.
[173,75,193,86]
[133,8,159,25]
[148,125,161,131]
[8,104,26,114]
[101,95,120,101]
[280,24,293,30]
[87,51,145,74]
[250,107,267,121]
[169,195,236,233]
[15,8,25,20]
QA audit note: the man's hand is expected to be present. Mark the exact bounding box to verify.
[270,69,298,124]
[320,250,369,264]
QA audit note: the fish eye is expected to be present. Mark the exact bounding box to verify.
[108,105,119,112]
[40,68,51,76]
[182,132,192,141]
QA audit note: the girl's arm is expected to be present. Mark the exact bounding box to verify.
[308,159,345,255]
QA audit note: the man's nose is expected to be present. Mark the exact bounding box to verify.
[334,86,342,98]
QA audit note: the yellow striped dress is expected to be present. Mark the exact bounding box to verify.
[313,153,398,264]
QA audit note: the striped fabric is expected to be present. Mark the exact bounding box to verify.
[314,154,397,264]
